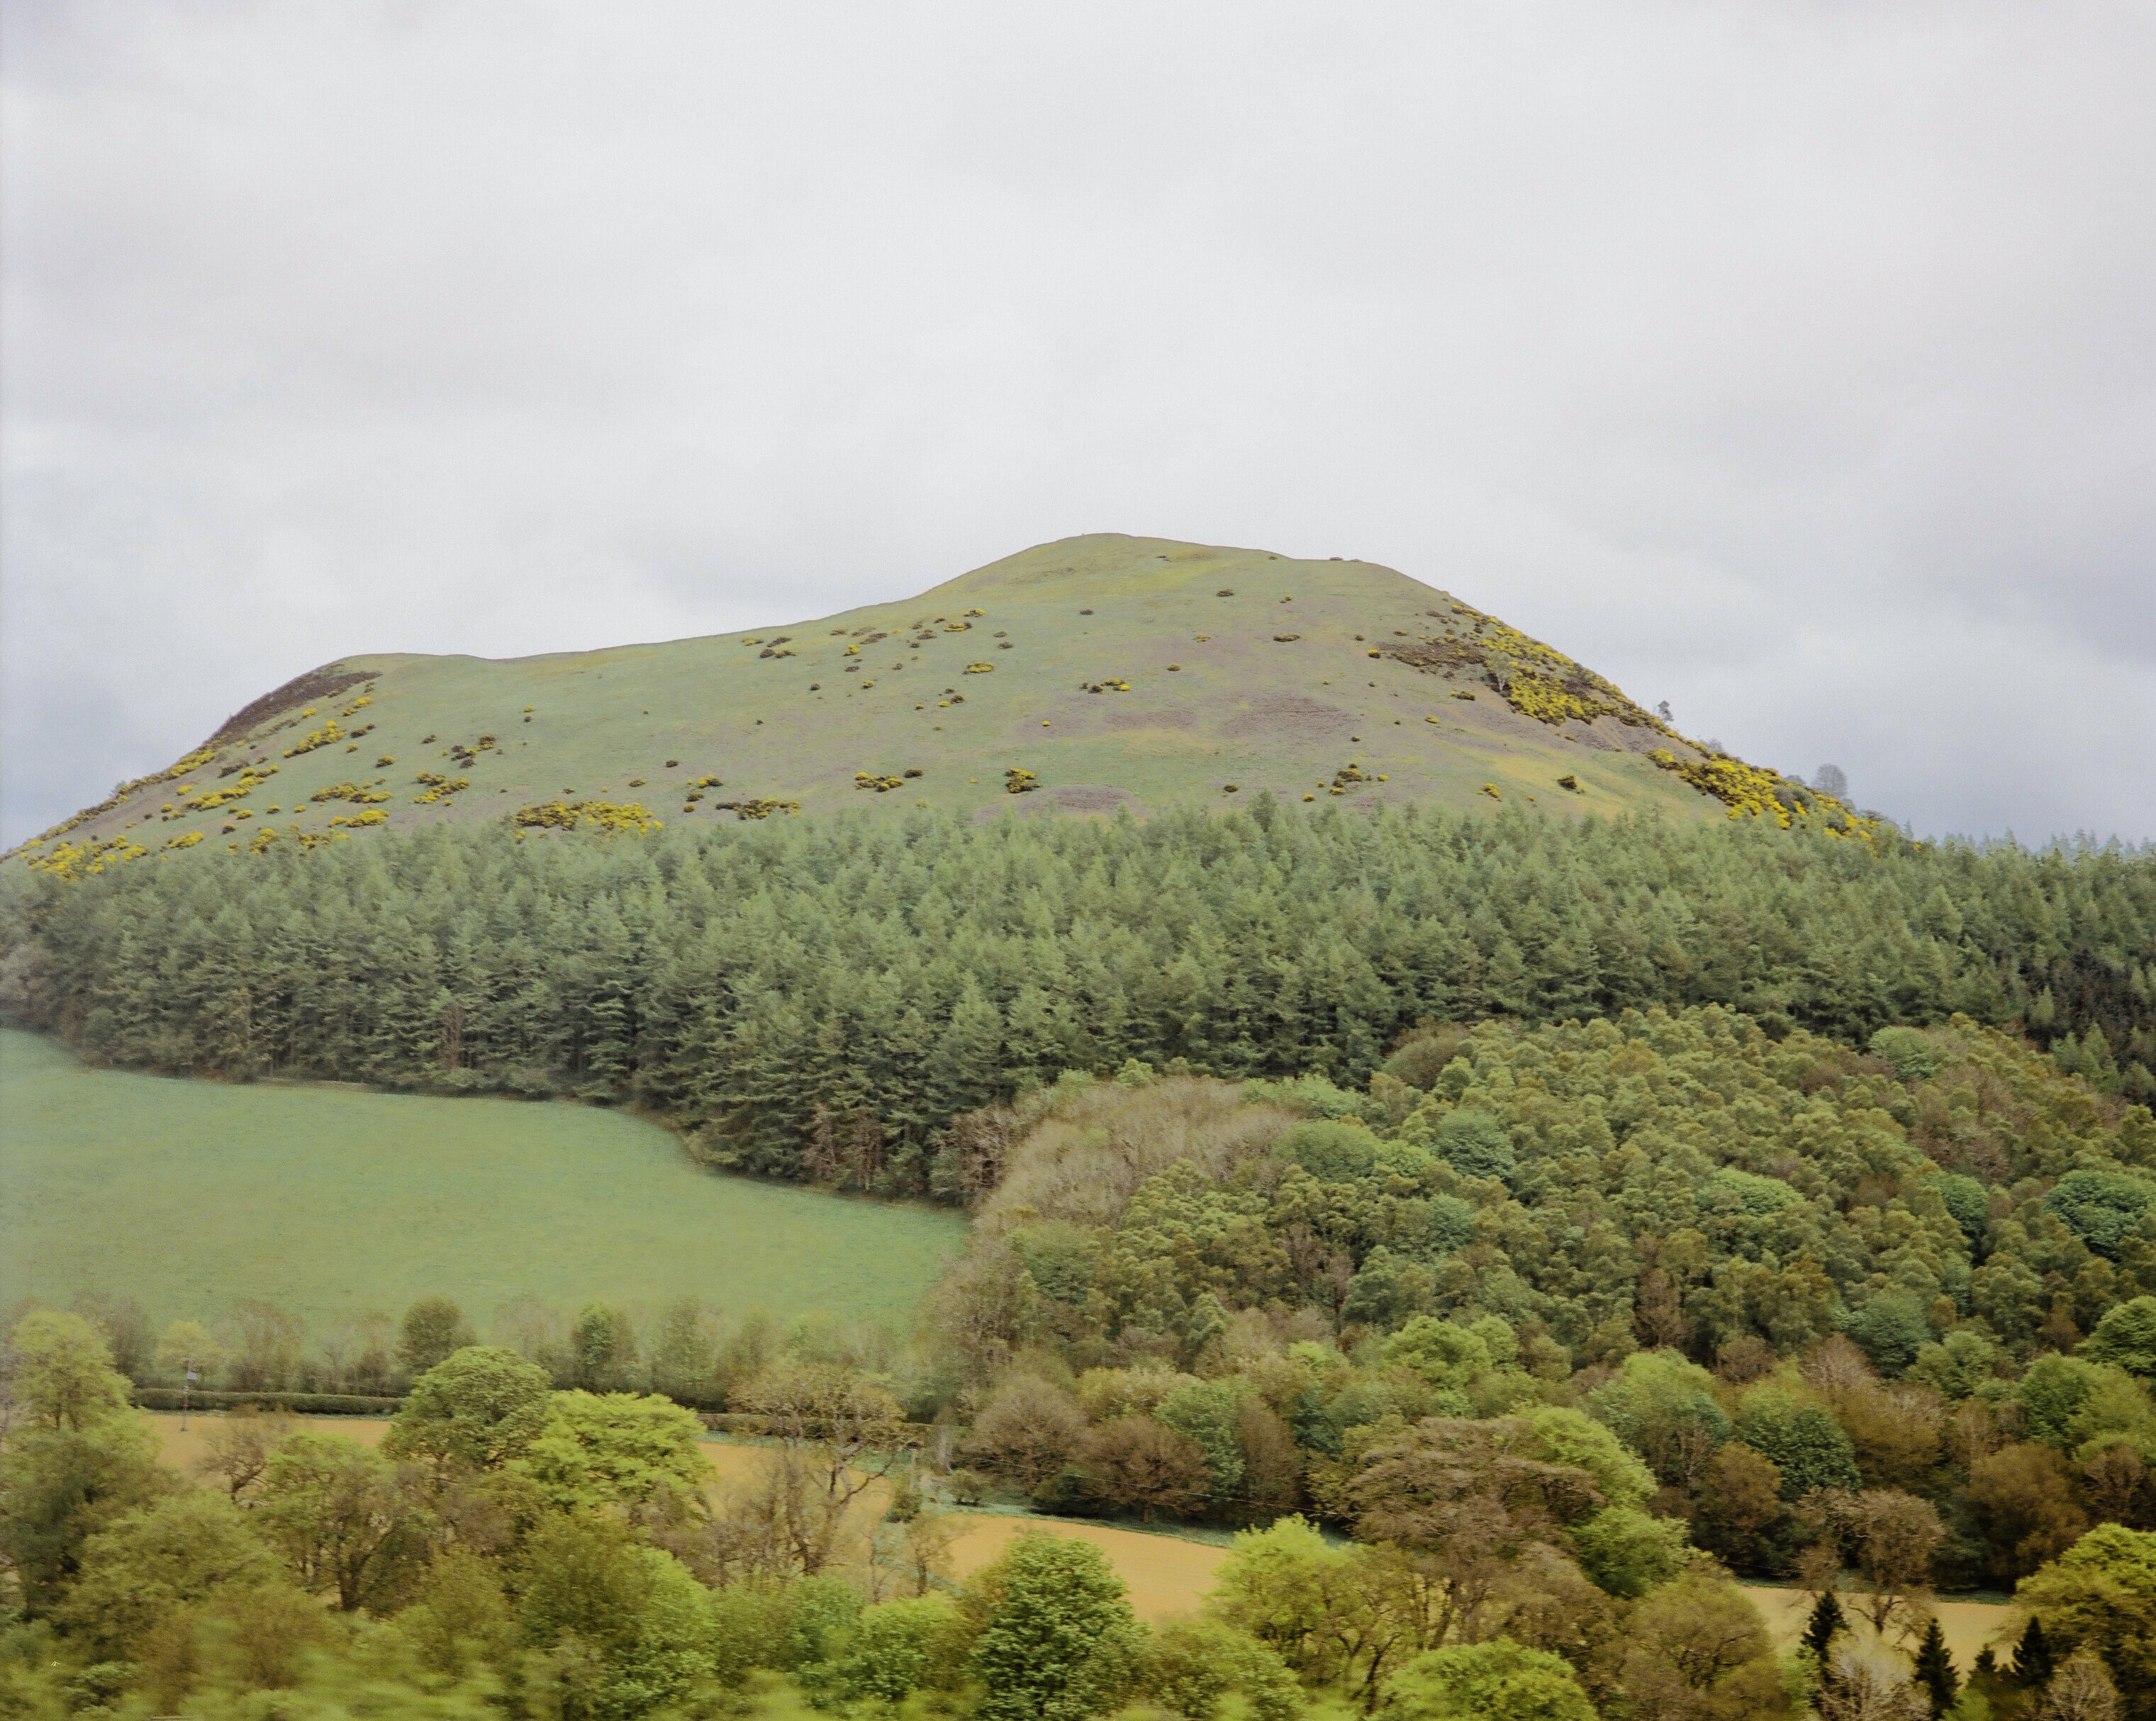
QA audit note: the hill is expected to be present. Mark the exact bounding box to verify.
[9,533,1871,870]
[0,1028,963,1337]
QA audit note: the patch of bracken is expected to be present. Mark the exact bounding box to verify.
[207,664,374,749]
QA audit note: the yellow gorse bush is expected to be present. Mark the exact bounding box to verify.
[1502,668,1632,727]
[26,836,149,880]
[707,798,797,820]
[1647,749,1882,842]
[245,826,345,854]
[184,768,277,812]
[283,719,345,758]
[511,800,664,834]
[1,746,221,860]
[1380,603,1665,733]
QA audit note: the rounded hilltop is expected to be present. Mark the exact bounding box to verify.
[9,533,1867,869]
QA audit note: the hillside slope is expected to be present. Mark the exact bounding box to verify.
[12,534,1867,866]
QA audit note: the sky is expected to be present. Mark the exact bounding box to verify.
[4,1,2152,847]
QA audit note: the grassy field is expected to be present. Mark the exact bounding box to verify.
[0,1030,965,1336]
[15,533,1739,863]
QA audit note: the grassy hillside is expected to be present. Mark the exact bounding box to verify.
[8,534,1868,870]
[0,1028,963,1335]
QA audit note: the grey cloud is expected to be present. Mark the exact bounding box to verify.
[4,0,2152,846]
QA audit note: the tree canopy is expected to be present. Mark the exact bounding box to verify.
[4,804,2150,1193]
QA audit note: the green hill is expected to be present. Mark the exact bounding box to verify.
[11,534,1870,870]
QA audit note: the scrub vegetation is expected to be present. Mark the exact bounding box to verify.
[7,945,2156,1717]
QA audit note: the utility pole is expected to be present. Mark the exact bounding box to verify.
[181,1358,197,1430]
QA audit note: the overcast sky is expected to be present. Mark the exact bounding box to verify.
[4,1,2152,847]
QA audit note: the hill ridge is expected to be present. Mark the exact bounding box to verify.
[9,534,1873,873]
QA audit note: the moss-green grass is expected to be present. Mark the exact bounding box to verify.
[19,534,1726,862]
[0,1029,965,1335]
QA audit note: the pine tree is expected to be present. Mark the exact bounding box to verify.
[1802,1588,1848,1678]
[2011,1615,2055,1688]
[1913,1617,1957,1717]
[1966,1644,2013,1714]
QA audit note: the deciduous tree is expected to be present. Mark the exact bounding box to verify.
[962,1374,1086,1493]
[1080,1417,1210,1523]
[1971,1444,2092,1583]
[397,1297,475,1378]
[966,1533,1143,1721]
[257,1430,430,1611]
[385,1345,553,1477]
[1383,1638,1597,1720]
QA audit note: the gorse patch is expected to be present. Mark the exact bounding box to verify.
[510,800,662,835]
[1649,748,1876,837]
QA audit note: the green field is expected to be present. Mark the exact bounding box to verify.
[0,1030,966,1335]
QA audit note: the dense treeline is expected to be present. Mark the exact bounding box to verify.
[944,1012,2156,1377]
[2,805,2152,1188]
[919,1011,2156,1714]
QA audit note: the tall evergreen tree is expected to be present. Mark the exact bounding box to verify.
[1913,1617,1957,1717]
[2011,1615,2055,1689]
[1801,1588,1847,1685]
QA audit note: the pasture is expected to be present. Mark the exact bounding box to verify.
[0,1030,964,1335]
